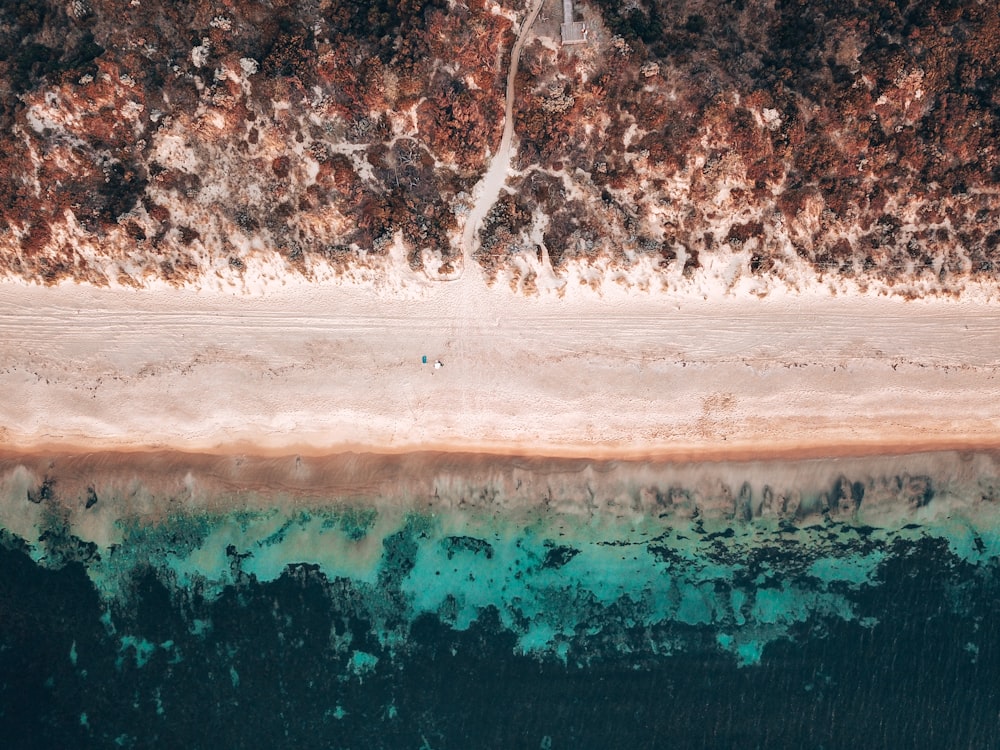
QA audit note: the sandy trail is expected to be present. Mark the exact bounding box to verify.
[460,0,544,269]
[1,280,997,458]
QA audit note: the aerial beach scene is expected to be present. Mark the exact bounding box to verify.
[2,0,1000,747]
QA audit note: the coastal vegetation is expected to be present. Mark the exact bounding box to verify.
[1,0,997,293]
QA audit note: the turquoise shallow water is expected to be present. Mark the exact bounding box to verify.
[3,449,1000,664]
[2,450,1000,747]
[53,506,973,665]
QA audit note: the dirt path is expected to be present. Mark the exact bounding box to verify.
[459,0,544,272]
[446,0,543,416]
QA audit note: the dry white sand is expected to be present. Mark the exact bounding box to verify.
[1,264,998,461]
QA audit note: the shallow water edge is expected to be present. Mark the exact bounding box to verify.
[3,448,1000,748]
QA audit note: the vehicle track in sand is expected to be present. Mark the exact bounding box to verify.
[0,285,1000,368]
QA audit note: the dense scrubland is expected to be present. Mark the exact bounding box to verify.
[1,0,998,293]
[0,0,519,283]
[485,0,1000,292]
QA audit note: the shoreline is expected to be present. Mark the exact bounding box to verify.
[2,443,999,535]
[2,433,1000,465]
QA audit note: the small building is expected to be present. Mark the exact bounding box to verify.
[561,0,587,45]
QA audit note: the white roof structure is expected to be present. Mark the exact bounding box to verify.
[561,0,587,45]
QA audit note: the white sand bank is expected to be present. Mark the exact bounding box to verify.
[1,268,998,460]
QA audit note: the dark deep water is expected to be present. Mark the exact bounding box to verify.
[2,451,1000,749]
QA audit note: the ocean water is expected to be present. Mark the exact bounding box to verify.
[1,450,1000,749]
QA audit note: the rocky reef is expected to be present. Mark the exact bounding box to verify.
[3,449,1000,746]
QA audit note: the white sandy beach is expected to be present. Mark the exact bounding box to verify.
[1,263,998,461]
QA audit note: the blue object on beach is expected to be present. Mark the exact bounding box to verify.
[422,355,427,364]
